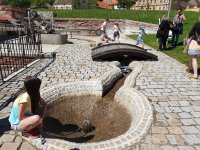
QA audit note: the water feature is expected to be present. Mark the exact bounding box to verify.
[36,61,152,149]
[43,77,131,143]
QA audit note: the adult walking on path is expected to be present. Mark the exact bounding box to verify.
[157,15,170,50]
[101,19,109,36]
[185,19,200,79]
[100,19,111,44]
[171,9,186,47]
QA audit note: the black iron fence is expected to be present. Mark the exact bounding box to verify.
[0,25,42,82]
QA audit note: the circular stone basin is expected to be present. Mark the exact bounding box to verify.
[43,94,131,143]
[36,81,152,149]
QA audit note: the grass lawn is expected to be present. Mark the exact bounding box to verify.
[39,9,197,24]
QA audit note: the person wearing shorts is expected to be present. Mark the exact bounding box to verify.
[113,23,122,42]
[9,76,54,138]
[185,20,200,79]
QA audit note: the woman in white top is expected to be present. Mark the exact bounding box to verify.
[101,19,109,36]
[171,9,186,47]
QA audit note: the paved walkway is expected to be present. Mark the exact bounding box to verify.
[0,35,200,150]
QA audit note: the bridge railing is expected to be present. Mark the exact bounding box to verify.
[0,25,42,82]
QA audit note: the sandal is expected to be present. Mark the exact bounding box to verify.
[22,127,40,139]
[189,75,198,79]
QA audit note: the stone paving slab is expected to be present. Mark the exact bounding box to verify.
[0,35,200,150]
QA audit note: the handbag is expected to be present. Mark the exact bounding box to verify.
[183,35,192,54]
[156,28,165,38]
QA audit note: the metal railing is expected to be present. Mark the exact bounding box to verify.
[0,25,42,82]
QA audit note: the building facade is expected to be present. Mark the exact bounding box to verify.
[132,0,200,10]
[53,0,101,9]
[132,0,169,10]
[98,0,118,9]
[53,0,73,9]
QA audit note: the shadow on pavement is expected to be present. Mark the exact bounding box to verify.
[0,116,10,134]
[42,117,95,143]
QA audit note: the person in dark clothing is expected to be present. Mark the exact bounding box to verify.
[157,15,170,50]
[184,20,200,79]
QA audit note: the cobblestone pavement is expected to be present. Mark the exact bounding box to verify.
[0,36,200,150]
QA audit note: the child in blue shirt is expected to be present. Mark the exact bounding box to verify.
[136,26,146,48]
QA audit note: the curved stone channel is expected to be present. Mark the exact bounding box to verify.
[25,61,152,150]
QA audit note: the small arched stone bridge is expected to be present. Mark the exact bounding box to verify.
[92,43,158,61]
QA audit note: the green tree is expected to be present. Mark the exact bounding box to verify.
[73,0,77,8]
[73,0,81,9]
[93,0,99,8]
[8,0,32,8]
[31,0,54,8]
[117,0,136,10]
[127,0,136,9]
[77,0,81,8]
[47,0,55,6]
[86,0,91,9]
[33,0,46,7]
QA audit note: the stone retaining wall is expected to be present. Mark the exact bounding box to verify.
[55,18,158,35]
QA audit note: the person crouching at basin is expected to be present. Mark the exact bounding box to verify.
[9,76,54,138]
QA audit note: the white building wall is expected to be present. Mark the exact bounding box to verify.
[132,0,169,10]
[54,5,72,10]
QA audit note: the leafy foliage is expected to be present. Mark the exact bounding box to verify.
[32,0,55,7]
[86,0,91,9]
[117,0,136,10]
[73,0,81,9]
[93,0,99,8]
[33,0,46,7]
[8,0,32,8]
[47,0,55,6]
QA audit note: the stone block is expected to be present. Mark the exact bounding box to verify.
[41,34,68,44]
[1,142,21,150]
